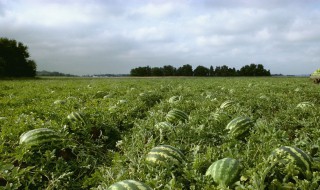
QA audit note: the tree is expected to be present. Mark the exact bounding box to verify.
[130,66,152,76]
[194,65,209,76]
[209,65,214,76]
[151,67,163,76]
[239,63,270,76]
[162,65,176,76]
[0,38,37,77]
[176,64,193,76]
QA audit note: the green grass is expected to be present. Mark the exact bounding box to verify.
[0,77,319,189]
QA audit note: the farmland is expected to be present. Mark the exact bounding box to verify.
[0,77,319,189]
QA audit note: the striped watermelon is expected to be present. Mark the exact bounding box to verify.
[117,100,127,104]
[146,145,184,167]
[226,116,254,139]
[93,91,107,98]
[168,96,181,104]
[67,111,86,124]
[296,101,314,109]
[155,121,173,130]
[269,146,312,174]
[53,99,66,105]
[165,109,188,124]
[205,158,241,187]
[19,128,61,147]
[219,100,235,109]
[107,180,152,190]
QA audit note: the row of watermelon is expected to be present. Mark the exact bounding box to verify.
[18,105,315,189]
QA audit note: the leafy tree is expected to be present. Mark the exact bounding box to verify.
[162,65,176,76]
[0,57,6,76]
[194,65,209,76]
[176,64,193,76]
[0,38,37,77]
[209,65,214,76]
[151,67,163,76]
[130,66,152,76]
[239,63,270,76]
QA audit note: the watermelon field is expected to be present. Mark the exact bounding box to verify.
[0,77,320,189]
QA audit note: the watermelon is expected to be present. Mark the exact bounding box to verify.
[146,145,184,167]
[219,100,235,109]
[168,96,181,104]
[53,100,66,105]
[93,91,108,98]
[107,180,152,190]
[205,158,241,187]
[19,128,61,147]
[117,100,127,104]
[155,121,173,130]
[226,116,254,139]
[296,101,314,109]
[269,146,312,173]
[165,109,188,124]
[67,111,86,124]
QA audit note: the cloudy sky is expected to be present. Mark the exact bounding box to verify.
[1,0,320,75]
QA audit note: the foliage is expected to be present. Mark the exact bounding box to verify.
[0,77,319,189]
[130,63,271,77]
[0,37,37,77]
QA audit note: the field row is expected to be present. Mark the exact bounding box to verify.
[0,77,319,189]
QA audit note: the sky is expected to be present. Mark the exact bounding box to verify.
[1,0,320,75]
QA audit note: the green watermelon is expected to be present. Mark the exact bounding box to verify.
[269,146,312,173]
[146,145,184,167]
[117,100,127,104]
[155,121,173,130]
[205,158,241,187]
[165,109,188,123]
[19,128,61,147]
[296,101,314,109]
[53,99,66,105]
[168,96,181,103]
[219,100,235,109]
[107,180,152,190]
[67,111,86,124]
[93,91,108,98]
[226,116,254,139]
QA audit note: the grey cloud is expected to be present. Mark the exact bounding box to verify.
[1,0,319,75]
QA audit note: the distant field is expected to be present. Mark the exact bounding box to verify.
[0,77,319,189]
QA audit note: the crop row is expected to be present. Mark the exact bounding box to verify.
[0,77,319,189]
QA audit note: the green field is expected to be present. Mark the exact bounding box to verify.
[0,77,320,189]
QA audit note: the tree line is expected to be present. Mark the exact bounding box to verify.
[0,38,37,77]
[130,64,271,76]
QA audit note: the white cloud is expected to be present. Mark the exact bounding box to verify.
[132,2,184,18]
[1,0,320,75]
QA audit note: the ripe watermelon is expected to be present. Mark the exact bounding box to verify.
[296,101,314,109]
[205,158,241,187]
[67,111,86,124]
[107,180,152,190]
[269,146,312,174]
[165,109,188,124]
[19,128,61,147]
[53,99,66,105]
[146,145,184,167]
[219,100,235,109]
[168,96,182,104]
[93,91,108,98]
[226,116,254,139]
[155,121,173,130]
